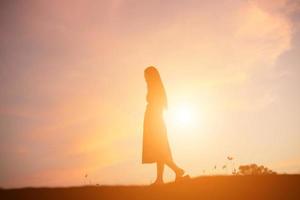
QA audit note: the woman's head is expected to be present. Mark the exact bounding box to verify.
[144,66,167,108]
[144,66,160,85]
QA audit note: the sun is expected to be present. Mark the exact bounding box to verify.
[174,105,194,126]
[166,103,198,129]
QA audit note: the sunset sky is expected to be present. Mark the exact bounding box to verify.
[1,0,300,188]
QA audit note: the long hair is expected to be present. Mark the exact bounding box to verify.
[144,66,168,109]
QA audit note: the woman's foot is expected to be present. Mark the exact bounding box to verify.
[175,168,185,181]
[151,179,163,185]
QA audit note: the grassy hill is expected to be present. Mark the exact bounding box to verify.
[1,175,300,200]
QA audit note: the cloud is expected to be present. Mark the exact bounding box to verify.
[109,0,295,88]
[235,0,293,66]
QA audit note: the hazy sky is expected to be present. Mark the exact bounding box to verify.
[1,0,300,188]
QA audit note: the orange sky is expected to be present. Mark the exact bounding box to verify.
[1,0,300,188]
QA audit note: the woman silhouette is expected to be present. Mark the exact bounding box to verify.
[143,66,185,184]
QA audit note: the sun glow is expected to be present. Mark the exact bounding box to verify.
[174,105,194,126]
[166,102,199,129]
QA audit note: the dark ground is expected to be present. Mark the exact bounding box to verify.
[1,175,300,200]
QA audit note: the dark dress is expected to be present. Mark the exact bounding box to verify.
[142,92,173,163]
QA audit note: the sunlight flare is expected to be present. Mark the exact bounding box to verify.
[166,102,200,130]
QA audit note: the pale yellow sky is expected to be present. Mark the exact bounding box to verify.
[0,0,300,188]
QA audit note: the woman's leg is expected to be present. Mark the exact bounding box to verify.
[165,160,179,172]
[166,160,184,178]
[155,162,164,183]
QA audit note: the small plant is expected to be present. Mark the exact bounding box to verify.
[84,174,88,185]
[227,156,233,161]
[227,156,235,174]
[237,164,277,175]
[232,168,237,175]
